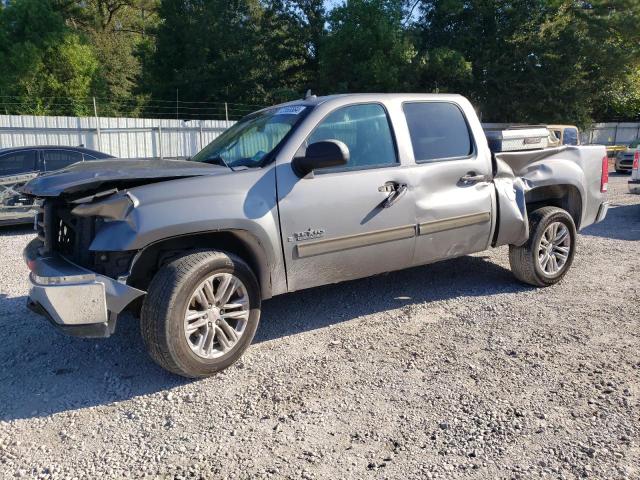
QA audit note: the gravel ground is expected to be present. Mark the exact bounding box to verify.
[0,173,638,480]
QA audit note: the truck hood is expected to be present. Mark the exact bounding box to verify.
[20,158,227,197]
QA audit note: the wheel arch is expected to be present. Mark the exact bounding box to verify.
[127,230,273,300]
[525,184,583,229]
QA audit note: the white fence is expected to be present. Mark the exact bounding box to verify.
[2,114,638,158]
[583,122,640,146]
[0,115,236,159]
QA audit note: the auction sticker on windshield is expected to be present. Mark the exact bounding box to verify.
[276,106,306,115]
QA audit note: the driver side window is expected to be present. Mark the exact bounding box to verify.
[308,103,397,172]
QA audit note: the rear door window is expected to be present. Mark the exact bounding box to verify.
[403,102,473,162]
[0,150,38,176]
[43,150,84,171]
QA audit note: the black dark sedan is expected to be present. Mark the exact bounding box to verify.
[0,146,114,225]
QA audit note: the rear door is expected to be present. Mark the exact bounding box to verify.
[400,101,494,265]
[276,102,417,292]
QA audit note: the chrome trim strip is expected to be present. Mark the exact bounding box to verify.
[296,225,416,258]
[419,212,491,236]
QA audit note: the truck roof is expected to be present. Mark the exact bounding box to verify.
[271,93,468,110]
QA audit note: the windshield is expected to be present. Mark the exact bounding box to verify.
[190,105,309,169]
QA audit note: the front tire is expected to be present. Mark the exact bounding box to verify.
[141,250,261,378]
[509,207,577,287]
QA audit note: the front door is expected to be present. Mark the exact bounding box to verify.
[276,103,417,292]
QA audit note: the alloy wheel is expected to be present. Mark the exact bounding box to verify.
[538,221,571,275]
[183,273,250,359]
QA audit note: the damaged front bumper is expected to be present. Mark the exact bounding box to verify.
[24,239,145,338]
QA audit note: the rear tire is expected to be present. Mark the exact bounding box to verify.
[509,207,576,287]
[141,250,261,378]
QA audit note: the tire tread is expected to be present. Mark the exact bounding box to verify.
[140,250,258,377]
[509,206,575,287]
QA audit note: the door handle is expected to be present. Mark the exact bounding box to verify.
[382,183,408,208]
[460,172,488,185]
[378,182,397,193]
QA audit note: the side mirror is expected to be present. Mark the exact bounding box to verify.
[292,140,349,177]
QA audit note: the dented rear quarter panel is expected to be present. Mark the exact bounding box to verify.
[496,145,607,230]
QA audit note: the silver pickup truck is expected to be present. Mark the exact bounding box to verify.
[21,94,610,378]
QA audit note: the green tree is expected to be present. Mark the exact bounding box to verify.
[414,0,640,125]
[2,0,639,124]
[148,0,325,116]
[508,0,640,124]
[148,0,269,116]
[606,68,640,121]
[62,0,160,116]
[0,0,100,116]
[261,0,326,101]
[319,0,416,93]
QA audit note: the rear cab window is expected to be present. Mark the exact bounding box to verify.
[0,150,38,177]
[563,128,579,146]
[402,102,474,162]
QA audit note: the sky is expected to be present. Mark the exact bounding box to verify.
[324,0,343,9]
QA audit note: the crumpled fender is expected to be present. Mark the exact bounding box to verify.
[493,147,590,247]
[82,168,287,298]
[493,159,529,247]
[496,146,587,207]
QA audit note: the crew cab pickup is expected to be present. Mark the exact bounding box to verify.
[21,94,610,378]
